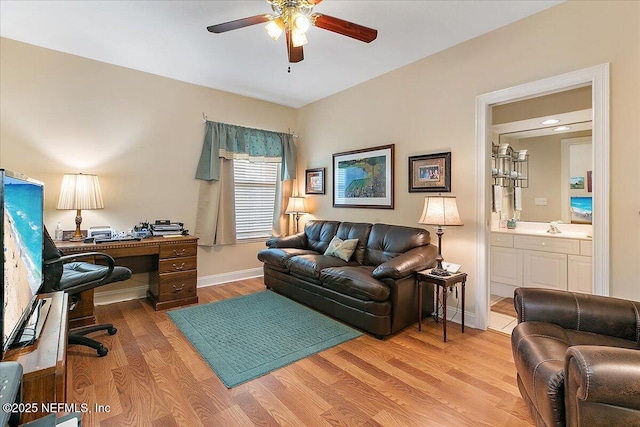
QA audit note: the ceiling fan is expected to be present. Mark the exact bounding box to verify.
[207,0,378,64]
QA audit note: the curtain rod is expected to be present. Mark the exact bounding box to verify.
[201,113,298,138]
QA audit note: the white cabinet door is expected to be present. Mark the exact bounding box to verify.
[490,247,523,286]
[523,250,567,290]
[568,255,593,293]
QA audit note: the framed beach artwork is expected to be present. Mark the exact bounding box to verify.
[305,167,325,194]
[408,152,451,193]
[332,144,394,209]
[570,196,592,224]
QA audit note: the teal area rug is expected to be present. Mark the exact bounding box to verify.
[167,291,362,388]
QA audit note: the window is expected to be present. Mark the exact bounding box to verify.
[233,159,279,240]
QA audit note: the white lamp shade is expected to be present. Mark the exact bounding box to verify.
[285,196,307,214]
[418,196,463,226]
[57,173,104,210]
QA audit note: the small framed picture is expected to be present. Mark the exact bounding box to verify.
[408,152,451,193]
[305,167,325,194]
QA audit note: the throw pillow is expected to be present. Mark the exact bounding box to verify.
[324,236,359,262]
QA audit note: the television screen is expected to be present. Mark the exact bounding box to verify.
[1,169,44,356]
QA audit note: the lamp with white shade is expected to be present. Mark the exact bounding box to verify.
[285,196,308,233]
[418,195,463,276]
[57,173,104,241]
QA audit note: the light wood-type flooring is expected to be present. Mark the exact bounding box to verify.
[491,297,517,318]
[67,278,533,426]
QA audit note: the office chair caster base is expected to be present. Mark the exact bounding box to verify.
[97,346,108,357]
[108,327,117,335]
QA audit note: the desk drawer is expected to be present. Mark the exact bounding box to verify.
[157,271,197,302]
[160,243,197,259]
[158,257,197,274]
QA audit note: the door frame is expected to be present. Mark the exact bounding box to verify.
[475,64,610,330]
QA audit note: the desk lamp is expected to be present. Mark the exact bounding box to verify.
[285,196,308,233]
[418,195,463,276]
[57,173,104,241]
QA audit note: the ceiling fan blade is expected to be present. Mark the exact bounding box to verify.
[207,14,271,33]
[286,28,304,63]
[312,14,377,43]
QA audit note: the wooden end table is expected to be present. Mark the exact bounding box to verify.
[416,269,467,342]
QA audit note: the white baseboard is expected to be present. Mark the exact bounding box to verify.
[197,267,263,288]
[434,306,477,329]
[93,268,264,306]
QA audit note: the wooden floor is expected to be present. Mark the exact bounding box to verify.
[67,278,533,427]
[491,297,517,318]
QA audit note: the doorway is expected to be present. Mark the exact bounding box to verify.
[475,64,610,331]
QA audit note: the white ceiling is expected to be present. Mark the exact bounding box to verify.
[0,0,563,108]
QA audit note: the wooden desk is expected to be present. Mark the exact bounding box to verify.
[57,236,198,311]
[4,292,68,424]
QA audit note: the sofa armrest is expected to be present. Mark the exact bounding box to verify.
[565,346,640,424]
[514,288,640,341]
[372,245,437,280]
[265,232,307,249]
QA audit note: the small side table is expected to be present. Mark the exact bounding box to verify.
[416,269,467,342]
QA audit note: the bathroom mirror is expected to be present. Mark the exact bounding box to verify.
[491,87,592,223]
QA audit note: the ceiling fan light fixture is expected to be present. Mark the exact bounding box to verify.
[293,12,310,33]
[265,17,284,41]
[291,29,308,47]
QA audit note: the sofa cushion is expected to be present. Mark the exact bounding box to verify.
[335,222,372,265]
[320,266,390,302]
[324,236,359,262]
[304,220,341,254]
[288,254,350,283]
[364,223,431,266]
[257,248,318,272]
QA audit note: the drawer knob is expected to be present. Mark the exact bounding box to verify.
[173,262,186,271]
[173,284,185,292]
[173,249,187,256]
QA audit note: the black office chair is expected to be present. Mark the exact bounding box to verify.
[41,228,132,356]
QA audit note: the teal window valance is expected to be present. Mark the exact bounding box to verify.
[195,121,296,181]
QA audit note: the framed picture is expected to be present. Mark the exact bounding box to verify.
[333,144,394,209]
[408,152,451,193]
[305,167,325,194]
[570,176,585,189]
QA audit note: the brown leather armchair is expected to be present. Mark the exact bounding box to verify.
[511,287,640,427]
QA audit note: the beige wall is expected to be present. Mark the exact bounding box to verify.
[0,38,297,280]
[297,1,640,305]
[1,1,638,311]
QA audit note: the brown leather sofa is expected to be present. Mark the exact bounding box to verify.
[257,220,438,338]
[511,287,640,427]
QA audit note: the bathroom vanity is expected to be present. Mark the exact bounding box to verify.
[490,222,592,297]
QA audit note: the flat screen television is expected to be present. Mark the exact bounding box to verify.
[1,168,46,358]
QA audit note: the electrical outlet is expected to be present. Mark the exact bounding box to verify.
[535,198,548,206]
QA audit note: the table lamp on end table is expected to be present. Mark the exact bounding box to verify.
[418,195,463,276]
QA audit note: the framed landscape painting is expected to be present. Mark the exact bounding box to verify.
[332,144,394,209]
[408,152,451,193]
[305,167,325,194]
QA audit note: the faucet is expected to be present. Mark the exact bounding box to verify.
[547,221,562,234]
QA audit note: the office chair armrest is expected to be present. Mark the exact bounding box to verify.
[44,252,117,287]
[45,252,116,268]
